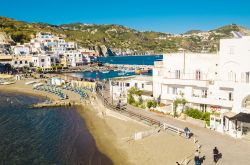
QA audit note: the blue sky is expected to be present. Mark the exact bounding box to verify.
[1,0,250,33]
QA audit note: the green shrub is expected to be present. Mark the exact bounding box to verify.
[128,94,135,104]
[138,96,143,105]
[139,104,146,109]
[132,102,139,107]
[147,100,157,109]
[128,87,142,96]
[185,108,210,126]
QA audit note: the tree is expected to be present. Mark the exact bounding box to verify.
[173,98,187,117]
[128,93,135,104]
[128,87,142,96]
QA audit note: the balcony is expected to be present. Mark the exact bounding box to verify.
[162,94,233,108]
[188,97,233,108]
[162,72,210,87]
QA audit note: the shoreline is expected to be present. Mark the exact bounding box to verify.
[77,97,194,165]
[0,81,194,165]
[76,104,129,165]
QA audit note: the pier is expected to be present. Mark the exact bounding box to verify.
[31,101,81,108]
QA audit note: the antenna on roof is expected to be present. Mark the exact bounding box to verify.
[231,31,243,38]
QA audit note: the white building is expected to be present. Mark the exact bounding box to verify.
[12,55,32,68]
[65,50,85,67]
[13,44,30,55]
[110,76,153,102]
[153,36,250,138]
[32,55,52,69]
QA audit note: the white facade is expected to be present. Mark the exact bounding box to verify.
[153,36,250,138]
[32,55,52,68]
[13,45,30,55]
[12,55,32,68]
[6,32,82,69]
[110,76,153,102]
[65,50,84,67]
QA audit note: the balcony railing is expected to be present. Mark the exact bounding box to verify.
[163,72,208,81]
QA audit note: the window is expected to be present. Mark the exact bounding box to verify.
[229,92,233,101]
[125,83,130,87]
[172,87,177,95]
[14,61,17,64]
[246,72,250,83]
[41,59,45,62]
[200,104,207,112]
[175,70,181,79]
[25,61,28,64]
[202,90,207,98]
[20,61,22,64]
[135,83,138,88]
[142,84,144,89]
[195,70,201,80]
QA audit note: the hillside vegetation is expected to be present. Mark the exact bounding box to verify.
[1,16,250,54]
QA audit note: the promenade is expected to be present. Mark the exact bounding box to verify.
[98,82,250,165]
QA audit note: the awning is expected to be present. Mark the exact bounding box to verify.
[223,111,237,118]
[229,113,250,123]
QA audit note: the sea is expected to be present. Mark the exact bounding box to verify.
[70,55,163,80]
[0,92,112,165]
[97,55,163,65]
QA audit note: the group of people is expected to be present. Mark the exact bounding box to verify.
[194,147,221,165]
[183,127,222,165]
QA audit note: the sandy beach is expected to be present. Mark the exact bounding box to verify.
[0,79,195,165]
[78,97,195,165]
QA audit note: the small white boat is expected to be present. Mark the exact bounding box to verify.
[33,83,43,87]
[102,71,110,74]
[0,81,15,85]
[25,81,37,85]
[118,72,125,76]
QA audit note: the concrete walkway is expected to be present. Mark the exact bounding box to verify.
[126,104,250,165]
[99,83,250,165]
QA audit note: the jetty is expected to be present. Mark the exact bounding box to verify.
[31,100,85,108]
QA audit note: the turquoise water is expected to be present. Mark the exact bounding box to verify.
[71,55,161,80]
[97,55,163,65]
[0,92,112,165]
[70,70,151,80]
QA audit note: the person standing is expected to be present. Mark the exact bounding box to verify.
[194,150,200,165]
[184,127,190,138]
[213,147,219,163]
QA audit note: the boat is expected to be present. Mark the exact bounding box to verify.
[25,81,37,85]
[102,70,110,74]
[0,81,15,85]
[33,83,44,88]
[118,72,125,76]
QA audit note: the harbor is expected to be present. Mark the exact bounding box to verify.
[1,1,250,164]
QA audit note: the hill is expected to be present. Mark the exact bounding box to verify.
[0,16,250,54]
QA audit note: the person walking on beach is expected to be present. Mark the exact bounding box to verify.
[213,147,219,163]
[184,127,190,138]
[194,150,201,165]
